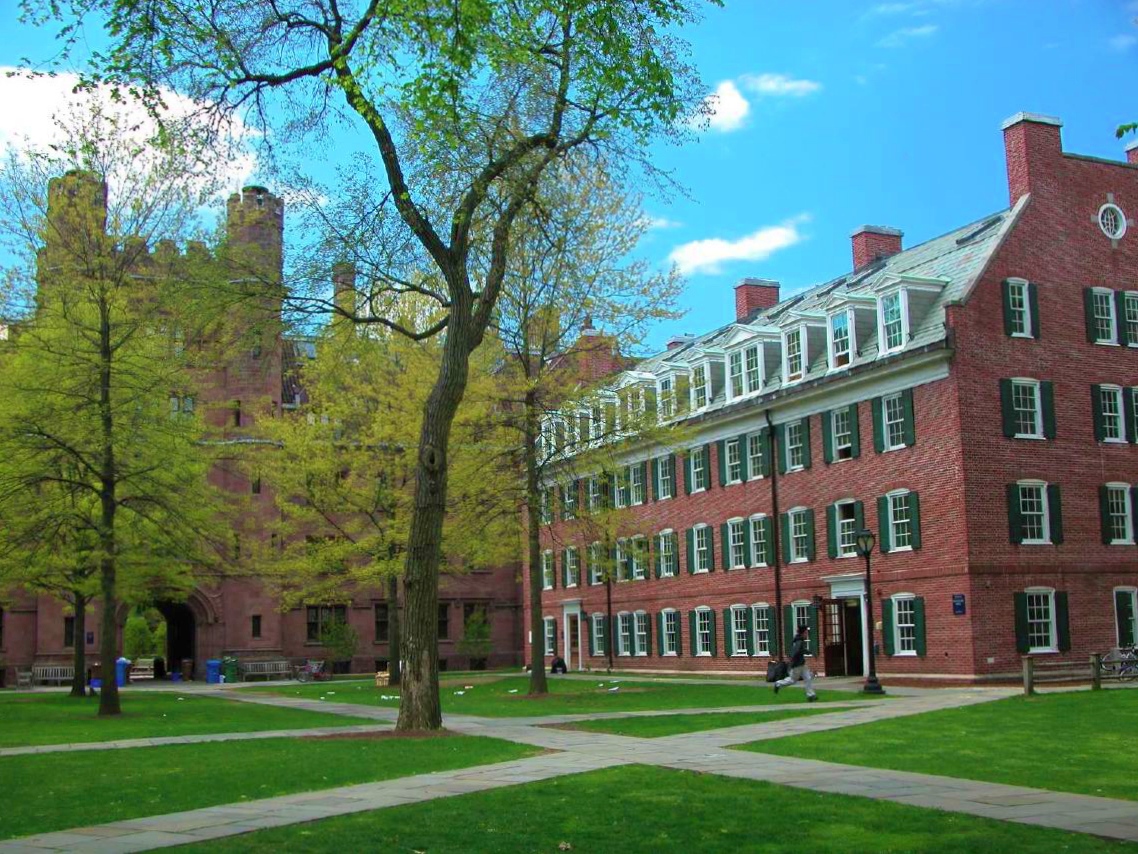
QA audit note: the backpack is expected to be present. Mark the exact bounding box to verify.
[766,660,788,682]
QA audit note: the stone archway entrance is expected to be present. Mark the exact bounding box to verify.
[156,601,196,680]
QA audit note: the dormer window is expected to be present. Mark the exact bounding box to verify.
[590,403,604,442]
[692,364,709,410]
[658,376,674,419]
[784,328,804,384]
[725,342,763,401]
[878,290,908,354]
[728,350,744,398]
[828,310,853,369]
[745,345,761,390]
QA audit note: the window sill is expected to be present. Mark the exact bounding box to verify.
[1020,540,1052,546]
[663,651,678,657]
[748,475,766,482]
[617,652,631,658]
[694,568,710,575]
[790,558,809,564]
[728,564,747,571]
[786,466,805,474]
[690,487,707,495]
[731,652,750,658]
[750,563,769,569]
[1093,341,1121,347]
[726,479,742,487]
[894,650,917,657]
[1013,434,1046,441]
[1103,438,1128,445]
[566,584,578,589]
[1010,332,1035,340]
[883,444,908,453]
[657,494,673,502]
[890,546,913,553]
[696,652,712,657]
[1109,540,1136,546]
[1028,648,1058,654]
[634,652,647,658]
[837,552,858,559]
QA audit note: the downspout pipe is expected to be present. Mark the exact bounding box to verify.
[765,410,784,662]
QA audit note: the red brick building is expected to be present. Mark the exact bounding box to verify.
[529,112,1138,681]
[0,178,522,685]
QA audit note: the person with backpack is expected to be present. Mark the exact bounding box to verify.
[773,623,817,701]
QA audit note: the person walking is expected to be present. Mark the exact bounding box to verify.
[774,623,817,701]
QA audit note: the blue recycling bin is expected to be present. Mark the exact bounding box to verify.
[206,659,222,684]
[115,657,130,687]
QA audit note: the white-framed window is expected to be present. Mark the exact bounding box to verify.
[587,477,603,513]
[588,542,603,585]
[565,547,580,587]
[543,616,556,656]
[694,524,711,573]
[692,364,709,410]
[695,607,713,656]
[883,393,906,450]
[615,539,629,582]
[565,414,577,449]
[887,491,913,551]
[658,376,675,419]
[690,446,708,492]
[749,514,769,567]
[1116,587,1138,647]
[1100,385,1126,442]
[879,290,908,353]
[1125,293,1138,345]
[561,482,578,520]
[1105,483,1134,544]
[835,500,858,557]
[657,454,675,500]
[751,604,772,656]
[791,601,813,656]
[731,605,750,656]
[785,327,805,383]
[1011,380,1042,438]
[829,309,853,369]
[540,488,553,524]
[634,611,649,656]
[591,614,606,655]
[1018,481,1050,545]
[1007,279,1032,337]
[786,421,805,471]
[661,609,680,656]
[590,403,604,443]
[658,530,678,577]
[629,464,646,505]
[630,536,648,580]
[788,508,810,563]
[729,350,744,399]
[541,551,554,590]
[892,594,917,655]
[745,344,762,392]
[747,433,765,480]
[831,408,853,460]
[727,519,746,569]
[1026,588,1057,652]
[614,470,630,508]
[725,438,742,484]
[1100,203,1128,240]
[617,612,633,656]
[1091,288,1118,344]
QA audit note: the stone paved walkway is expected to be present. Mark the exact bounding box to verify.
[5,682,1138,852]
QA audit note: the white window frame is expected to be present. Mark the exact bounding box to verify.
[788,507,809,563]
[587,477,603,513]
[629,463,646,505]
[634,611,649,656]
[543,616,556,657]
[878,289,909,355]
[661,609,680,656]
[590,403,604,443]
[561,482,578,520]
[588,542,603,586]
[565,547,580,588]
[784,327,805,384]
[835,500,858,557]
[690,445,708,492]
[694,524,711,573]
[1091,287,1118,345]
[892,593,917,656]
[728,349,745,400]
[591,614,606,655]
[656,454,674,500]
[695,607,713,656]
[731,605,750,657]
[751,603,771,657]
[1105,482,1134,545]
[1025,587,1057,653]
[615,539,629,582]
[747,433,765,480]
[785,420,805,471]
[886,490,914,552]
[1115,587,1138,648]
[828,308,854,370]
[1007,278,1032,338]
[539,488,553,524]
[630,535,648,580]
[1124,292,1138,347]
[691,363,709,411]
[617,611,633,656]
[658,529,678,578]
[882,393,906,451]
[727,518,746,569]
[1018,480,1051,545]
[614,469,630,509]
[1101,385,1126,443]
[541,550,554,590]
[725,438,742,484]
[791,600,813,656]
[831,408,853,460]
[1011,379,1043,439]
[744,344,762,393]
[749,514,769,567]
[658,375,675,420]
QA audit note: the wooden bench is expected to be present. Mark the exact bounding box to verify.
[374,670,390,688]
[239,660,291,682]
[131,658,155,680]
[32,665,74,686]
[16,669,33,689]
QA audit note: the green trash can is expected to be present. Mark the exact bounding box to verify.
[222,657,240,684]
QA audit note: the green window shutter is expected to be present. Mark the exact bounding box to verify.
[587,618,596,656]
[1001,279,1015,336]
[999,379,1016,438]
[656,612,665,655]
[707,526,716,572]
[720,523,730,569]
[805,509,816,562]
[763,517,775,566]
[1117,591,1136,647]
[644,614,652,657]
[909,492,922,550]
[913,597,927,656]
[807,605,820,656]
[901,388,916,447]
[1056,591,1071,652]
[1048,484,1064,544]
[738,433,750,480]
[561,550,569,587]
[686,528,695,574]
[848,403,861,458]
[704,444,713,489]
[1117,291,1131,345]
[801,418,813,469]
[882,599,895,656]
[1100,485,1113,544]
[1132,487,1138,544]
[684,453,692,495]
[780,512,791,565]
[767,606,780,657]
[1007,484,1023,544]
[550,552,558,589]
[650,458,658,501]
[776,424,787,474]
[783,605,794,653]
[760,428,772,476]
[709,612,717,657]
[1041,381,1057,440]
[827,504,838,559]
[654,537,662,578]
[820,409,834,466]
[745,607,755,655]
[1092,385,1105,441]
[1028,282,1040,338]
[1126,388,1137,443]
[670,454,677,491]
[872,396,885,453]
[717,440,727,487]
[1019,596,1037,655]
[1084,288,1098,342]
[877,496,892,553]
[854,500,865,535]
[723,609,735,655]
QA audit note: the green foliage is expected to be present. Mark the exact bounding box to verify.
[318,618,359,664]
[123,614,160,660]
[1117,122,1138,140]
[456,606,492,659]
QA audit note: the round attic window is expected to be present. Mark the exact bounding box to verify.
[1099,203,1127,240]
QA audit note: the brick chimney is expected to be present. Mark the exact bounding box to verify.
[851,226,903,270]
[1126,139,1138,166]
[332,262,356,316]
[1001,112,1063,206]
[734,278,780,321]
[666,334,695,351]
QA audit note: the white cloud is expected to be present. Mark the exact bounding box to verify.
[877,24,939,47]
[668,216,808,276]
[869,2,922,14]
[1109,33,1137,51]
[644,215,683,230]
[739,73,822,98]
[698,80,751,133]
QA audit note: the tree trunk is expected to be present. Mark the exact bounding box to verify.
[395,312,471,732]
[69,594,87,698]
[605,573,614,674]
[524,389,548,695]
[97,293,120,717]
[387,575,401,686]
[97,556,119,715]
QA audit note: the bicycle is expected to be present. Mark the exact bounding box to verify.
[1101,646,1138,681]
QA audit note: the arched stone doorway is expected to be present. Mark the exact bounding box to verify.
[156,601,196,680]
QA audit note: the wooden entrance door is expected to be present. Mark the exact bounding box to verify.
[822,600,846,676]
[843,599,864,676]
[566,613,581,670]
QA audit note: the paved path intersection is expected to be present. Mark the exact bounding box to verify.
[5,681,1138,852]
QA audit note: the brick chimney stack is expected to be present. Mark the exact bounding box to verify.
[332,262,356,317]
[1001,112,1063,206]
[734,278,780,321]
[1126,139,1138,166]
[851,226,903,270]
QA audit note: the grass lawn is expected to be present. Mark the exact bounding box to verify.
[0,692,375,748]
[557,707,836,738]
[741,689,1138,801]
[185,765,1136,853]
[0,734,537,840]
[251,675,868,717]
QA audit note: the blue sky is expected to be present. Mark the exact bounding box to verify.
[1,0,1135,351]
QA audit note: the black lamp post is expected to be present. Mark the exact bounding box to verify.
[855,528,885,695]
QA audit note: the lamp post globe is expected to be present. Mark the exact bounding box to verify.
[855,528,885,695]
